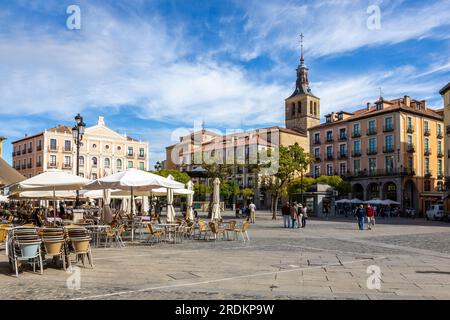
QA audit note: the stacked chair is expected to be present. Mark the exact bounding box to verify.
[66,227,94,268]
[8,227,43,277]
[40,228,69,270]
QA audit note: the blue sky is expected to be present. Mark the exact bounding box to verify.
[0,0,449,168]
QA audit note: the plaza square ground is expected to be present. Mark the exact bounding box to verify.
[1,211,450,300]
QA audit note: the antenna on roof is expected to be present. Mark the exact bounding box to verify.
[379,87,383,99]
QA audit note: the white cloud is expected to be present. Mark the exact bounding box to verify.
[234,0,450,59]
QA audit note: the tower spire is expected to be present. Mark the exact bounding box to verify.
[300,33,305,64]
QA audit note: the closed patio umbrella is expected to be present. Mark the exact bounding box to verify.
[210,178,221,221]
[186,180,194,221]
[166,187,176,223]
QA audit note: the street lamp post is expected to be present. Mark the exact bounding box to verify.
[72,113,86,208]
[154,161,162,171]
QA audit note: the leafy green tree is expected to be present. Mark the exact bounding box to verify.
[287,177,316,197]
[315,175,351,196]
[260,143,314,219]
[193,183,212,201]
[241,188,254,201]
[151,169,191,184]
[220,181,240,205]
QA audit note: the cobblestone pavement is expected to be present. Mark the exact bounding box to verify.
[1,212,449,300]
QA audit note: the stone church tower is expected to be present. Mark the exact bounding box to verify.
[285,35,320,135]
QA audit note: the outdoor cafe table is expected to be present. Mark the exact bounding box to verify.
[155,223,179,243]
[84,225,110,247]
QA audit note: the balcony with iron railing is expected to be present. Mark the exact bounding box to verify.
[437,172,444,179]
[366,148,378,155]
[36,145,42,151]
[424,128,430,136]
[313,139,321,145]
[27,163,32,169]
[407,126,414,133]
[48,162,58,168]
[21,164,26,170]
[437,132,443,139]
[383,146,395,153]
[21,149,26,155]
[315,155,321,162]
[351,150,362,157]
[48,146,58,152]
[367,128,377,136]
[138,153,146,159]
[424,171,432,178]
[326,154,334,161]
[15,165,20,170]
[383,125,394,133]
[351,131,361,138]
[326,136,334,143]
[127,152,134,159]
[347,167,415,178]
[424,149,431,156]
[63,163,72,169]
[337,152,348,160]
[407,144,415,153]
[338,134,347,141]
[27,148,32,153]
[437,150,444,158]
[36,162,42,168]
[63,147,72,153]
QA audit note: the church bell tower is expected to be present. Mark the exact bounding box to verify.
[285,34,320,134]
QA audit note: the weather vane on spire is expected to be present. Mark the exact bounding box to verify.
[300,33,304,62]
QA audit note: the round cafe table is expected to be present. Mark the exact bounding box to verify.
[154,223,179,243]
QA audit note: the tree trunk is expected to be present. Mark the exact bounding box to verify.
[271,194,279,220]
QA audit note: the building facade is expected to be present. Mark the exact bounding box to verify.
[0,136,5,159]
[440,82,450,212]
[165,45,318,209]
[309,96,445,216]
[12,116,149,179]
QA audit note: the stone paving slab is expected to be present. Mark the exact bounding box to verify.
[1,212,450,300]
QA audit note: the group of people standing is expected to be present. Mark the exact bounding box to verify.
[354,204,375,230]
[281,202,308,229]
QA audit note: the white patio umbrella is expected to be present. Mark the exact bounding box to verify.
[186,180,194,221]
[210,178,221,221]
[142,196,149,215]
[382,199,400,205]
[83,169,184,240]
[335,199,351,204]
[166,188,176,223]
[9,170,90,219]
[0,195,9,203]
[363,199,384,205]
[150,187,194,196]
[349,198,363,204]
[101,189,113,224]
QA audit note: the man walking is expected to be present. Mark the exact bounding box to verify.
[290,203,298,228]
[249,202,256,224]
[282,202,291,228]
[366,204,375,230]
[355,204,365,230]
[302,204,307,228]
[297,204,303,228]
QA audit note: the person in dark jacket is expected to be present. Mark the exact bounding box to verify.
[282,202,291,228]
[355,204,365,230]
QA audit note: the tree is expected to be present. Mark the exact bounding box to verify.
[287,177,316,197]
[241,188,254,202]
[220,181,240,206]
[260,143,314,220]
[151,169,191,184]
[315,175,351,195]
[193,183,211,201]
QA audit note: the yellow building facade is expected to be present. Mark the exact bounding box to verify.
[440,82,450,213]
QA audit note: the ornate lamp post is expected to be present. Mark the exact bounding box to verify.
[72,113,86,208]
[154,161,162,171]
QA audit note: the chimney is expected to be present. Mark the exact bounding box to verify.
[366,102,371,110]
[404,96,411,107]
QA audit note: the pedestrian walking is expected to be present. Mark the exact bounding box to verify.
[366,204,375,230]
[297,204,303,228]
[249,202,256,223]
[355,204,365,230]
[302,204,307,228]
[282,202,291,228]
[290,203,298,228]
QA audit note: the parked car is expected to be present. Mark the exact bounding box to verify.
[425,205,445,221]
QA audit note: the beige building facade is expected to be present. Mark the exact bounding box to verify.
[309,97,445,216]
[12,116,148,179]
[440,82,450,212]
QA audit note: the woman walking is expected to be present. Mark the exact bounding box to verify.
[290,203,298,228]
